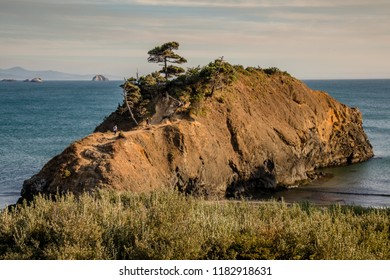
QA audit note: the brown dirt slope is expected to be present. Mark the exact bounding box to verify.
[21,71,373,201]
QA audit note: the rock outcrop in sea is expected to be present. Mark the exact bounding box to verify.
[20,65,373,201]
[92,75,109,81]
[30,77,43,83]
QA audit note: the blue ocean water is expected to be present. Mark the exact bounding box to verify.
[0,81,122,208]
[0,79,389,208]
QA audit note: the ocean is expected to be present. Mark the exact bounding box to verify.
[0,81,123,208]
[0,79,389,208]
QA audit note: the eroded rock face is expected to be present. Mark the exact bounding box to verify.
[20,71,373,200]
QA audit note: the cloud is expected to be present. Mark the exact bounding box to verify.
[133,0,389,8]
[0,0,389,78]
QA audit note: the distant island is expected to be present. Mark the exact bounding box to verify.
[2,77,43,83]
[30,77,43,83]
[92,75,109,81]
[0,66,120,80]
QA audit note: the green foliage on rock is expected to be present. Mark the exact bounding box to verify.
[118,42,292,122]
[165,58,237,113]
[260,67,291,77]
[120,78,148,121]
[119,56,239,119]
[122,78,142,104]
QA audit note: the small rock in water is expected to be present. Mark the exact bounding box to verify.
[92,75,109,81]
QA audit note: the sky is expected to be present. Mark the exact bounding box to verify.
[1,0,389,79]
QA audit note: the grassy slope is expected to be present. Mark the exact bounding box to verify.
[1,190,388,260]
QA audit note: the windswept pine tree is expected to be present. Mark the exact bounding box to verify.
[147,41,187,79]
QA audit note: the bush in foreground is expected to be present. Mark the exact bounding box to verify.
[0,190,389,260]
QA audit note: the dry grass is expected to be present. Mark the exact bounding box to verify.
[0,190,389,260]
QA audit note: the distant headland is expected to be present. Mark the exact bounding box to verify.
[1,77,43,83]
[0,66,119,81]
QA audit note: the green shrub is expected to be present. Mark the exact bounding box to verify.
[260,67,291,77]
[1,191,388,260]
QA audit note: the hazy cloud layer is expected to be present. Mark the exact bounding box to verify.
[1,0,389,78]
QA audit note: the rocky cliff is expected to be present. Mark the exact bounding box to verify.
[21,68,373,201]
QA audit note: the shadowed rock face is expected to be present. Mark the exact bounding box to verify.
[21,71,373,201]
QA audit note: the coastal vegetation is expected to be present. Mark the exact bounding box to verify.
[147,41,187,79]
[119,41,290,123]
[120,55,238,122]
[1,190,388,260]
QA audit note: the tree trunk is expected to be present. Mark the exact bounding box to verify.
[122,79,138,126]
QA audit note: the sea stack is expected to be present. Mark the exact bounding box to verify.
[30,77,43,83]
[92,75,109,81]
[20,64,373,202]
